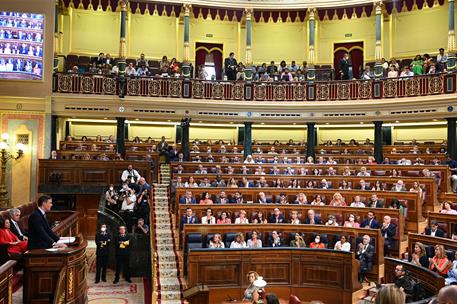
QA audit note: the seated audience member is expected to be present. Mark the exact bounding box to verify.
[372,180,385,191]
[389,199,405,217]
[290,233,306,248]
[230,191,244,204]
[393,264,425,302]
[387,66,399,78]
[339,180,351,190]
[180,190,196,204]
[180,207,198,229]
[311,194,325,206]
[325,214,339,226]
[230,232,247,248]
[445,252,457,285]
[350,195,366,208]
[304,209,323,225]
[330,192,347,207]
[368,194,384,208]
[305,180,315,189]
[268,208,285,224]
[198,177,212,188]
[275,193,289,204]
[310,234,325,249]
[253,211,268,224]
[319,179,331,189]
[209,234,225,248]
[356,235,374,283]
[409,241,429,268]
[240,176,254,188]
[344,214,360,228]
[269,231,284,247]
[358,179,370,191]
[342,166,352,176]
[425,220,445,237]
[361,211,380,229]
[201,208,216,224]
[429,244,452,277]
[357,167,371,177]
[257,192,272,204]
[293,192,308,205]
[400,65,414,77]
[381,215,397,253]
[212,175,227,187]
[199,192,214,205]
[185,177,198,188]
[217,211,232,224]
[441,201,457,214]
[247,231,262,248]
[235,210,250,224]
[0,218,28,254]
[134,218,149,235]
[391,180,407,192]
[289,211,301,224]
[376,285,406,304]
[334,235,351,252]
[215,191,229,204]
[8,208,27,241]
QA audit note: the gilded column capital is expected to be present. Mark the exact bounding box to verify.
[374,1,383,14]
[120,0,128,12]
[245,8,253,20]
[308,8,316,20]
[183,3,192,16]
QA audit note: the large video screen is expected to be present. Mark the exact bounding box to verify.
[0,11,44,81]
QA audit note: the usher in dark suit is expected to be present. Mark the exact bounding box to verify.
[27,208,59,250]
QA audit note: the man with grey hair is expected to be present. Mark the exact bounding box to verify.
[437,285,457,304]
[356,234,374,283]
[9,208,27,240]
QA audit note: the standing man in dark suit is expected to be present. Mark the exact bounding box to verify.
[95,223,111,283]
[360,211,380,229]
[27,195,66,250]
[356,235,375,283]
[338,52,350,80]
[381,215,397,254]
[224,52,237,80]
[8,208,27,241]
[113,226,131,284]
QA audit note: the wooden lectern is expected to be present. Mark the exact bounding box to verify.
[23,235,88,304]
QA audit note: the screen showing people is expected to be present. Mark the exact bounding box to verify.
[0,11,44,80]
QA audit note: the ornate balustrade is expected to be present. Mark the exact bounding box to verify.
[52,72,457,101]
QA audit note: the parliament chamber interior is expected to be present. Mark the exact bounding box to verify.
[2,0,457,303]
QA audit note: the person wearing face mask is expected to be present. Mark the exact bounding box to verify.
[310,234,325,249]
[325,215,339,226]
[95,223,111,283]
[105,184,119,212]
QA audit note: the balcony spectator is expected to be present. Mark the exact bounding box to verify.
[95,52,105,67]
[197,64,207,80]
[361,66,373,79]
[410,54,424,75]
[400,65,414,78]
[137,53,148,67]
[387,65,398,78]
[267,61,277,76]
[437,48,448,72]
[136,64,149,76]
[224,52,237,80]
[160,55,169,74]
[169,58,179,75]
[88,62,100,74]
[125,62,137,77]
[280,68,293,82]
[339,52,350,80]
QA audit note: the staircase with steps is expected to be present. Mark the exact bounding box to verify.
[152,164,183,304]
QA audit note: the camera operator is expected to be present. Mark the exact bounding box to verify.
[121,164,141,193]
[136,187,150,226]
[105,184,119,213]
[119,185,136,231]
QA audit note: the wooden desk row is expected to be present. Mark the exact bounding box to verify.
[178,204,403,256]
[174,173,436,212]
[188,248,360,304]
[407,233,457,260]
[175,187,421,232]
[171,162,449,195]
[184,224,383,281]
[38,160,154,187]
[425,212,457,238]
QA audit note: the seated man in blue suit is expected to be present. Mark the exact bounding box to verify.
[360,211,380,229]
[179,190,196,204]
[180,207,198,229]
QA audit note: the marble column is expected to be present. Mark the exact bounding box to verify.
[374,121,384,163]
[118,0,128,77]
[116,117,126,155]
[306,123,316,158]
[447,117,457,159]
[51,115,57,152]
[374,1,383,78]
[448,0,456,71]
[182,4,192,78]
[244,9,254,80]
[181,118,190,161]
[54,0,60,71]
[307,8,316,80]
[244,122,253,159]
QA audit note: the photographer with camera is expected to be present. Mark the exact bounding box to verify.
[136,186,150,226]
[121,164,141,193]
[119,184,136,231]
[105,184,119,213]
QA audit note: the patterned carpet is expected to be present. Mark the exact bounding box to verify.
[153,164,184,303]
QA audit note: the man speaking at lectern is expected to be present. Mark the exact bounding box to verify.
[27,195,67,250]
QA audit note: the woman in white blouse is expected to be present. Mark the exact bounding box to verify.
[230,233,247,248]
[209,234,225,248]
[235,210,250,224]
[334,235,351,252]
[201,208,216,224]
[247,231,262,248]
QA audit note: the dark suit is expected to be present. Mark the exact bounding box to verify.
[356,243,374,281]
[368,200,384,208]
[114,233,130,282]
[424,228,445,238]
[381,223,397,252]
[9,219,27,241]
[215,197,229,204]
[169,149,179,162]
[258,198,273,204]
[339,57,350,80]
[180,215,198,229]
[27,209,59,250]
[268,215,285,224]
[304,216,323,225]
[224,57,237,80]
[95,231,111,282]
[361,218,380,229]
[179,197,196,204]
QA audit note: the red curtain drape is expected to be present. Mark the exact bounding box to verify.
[333,42,364,79]
[195,42,223,80]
